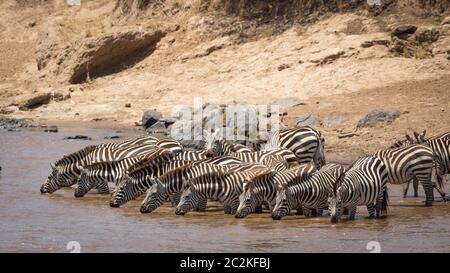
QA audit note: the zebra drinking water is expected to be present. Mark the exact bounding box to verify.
[328,156,389,223]
[271,163,345,220]
[235,163,316,218]
[174,167,273,215]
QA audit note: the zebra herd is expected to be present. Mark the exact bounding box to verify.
[40,126,450,223]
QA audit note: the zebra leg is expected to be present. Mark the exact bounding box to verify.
[348,206,357,221]
[343,207,349,215]
[96,181,110,194]
[403,180,411,198]
[224,205,232,214]
[194,197,207,212]
[169,193,181,207]
[295,207,304,215]
[433,175,449,201]
[303,208,311,217]
[254,205,263,214]
[418,177,434,206]
[366,203,375,219]
[413,178,419,198]
[316,209,323,216]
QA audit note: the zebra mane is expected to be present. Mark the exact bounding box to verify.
[333,172,346,195]
[156,162,206,181]
[126,149,175,174]
[389,130,427,149]
[54,145,98,166]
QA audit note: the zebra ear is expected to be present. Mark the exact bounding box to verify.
[421,130,426,140]
[413,131,419,139]
[50,162,56,169]
[406,134,412,141]
[78,165,87,174]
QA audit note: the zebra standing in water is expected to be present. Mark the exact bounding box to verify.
[110,156,244,207]
[271,163,345,220]
[328,156,389,223]
[235,163,316,218]
[40,136,181,193]
[139,161,268,214]
[373,144,439,206]
[390,130,449,199]
[74,149,174,197]
[262,126,326,169]
[175,166,273,215]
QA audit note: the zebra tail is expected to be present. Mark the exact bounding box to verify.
[433,155,444,190]
[313,132,325,169]
[381,187,389,216]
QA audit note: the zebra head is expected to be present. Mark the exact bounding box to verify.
[175,181,198,215]
[271,183,291,220]
[329,172,345,223]
[74,166,93,198]
[139,176,167,213]
[40,163,61,194]
[109,173,149,208]
[235,182,256,218]
[203,129,223,157]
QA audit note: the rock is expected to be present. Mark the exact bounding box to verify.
[0,106,19,115]
[44,125,58,133]
[277,64,291,71]
[357,109,401,128]
[63,135,92,140]
[52,91,71,102]
[124,103,131,108]
[414,27,440,43]
[296,115,322,127]
[145,121,168,135]
[392,24,417,38]
[361,39,390,48]
[181,36,230,60]
[142,110,163,129]
[442,16,450,25]
[270,97,305,112]
[338,132,359,139]
[310,48,345,65]
[52,30,165,83]
[11,92,52,110]
[104,135,120,139]
[0,117,39,130]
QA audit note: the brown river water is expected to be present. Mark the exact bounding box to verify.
[0,124,449,252]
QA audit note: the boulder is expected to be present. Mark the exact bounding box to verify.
[64,135,92,140]
[52,91,71,102]
[361,39,390,48]
[296,115,322,127]
[142,110,163,129]
[270,97,305,112]
[414,27,440,43]
[11,92,52,110]
[0,117,39,130]
[44,125,58,133]
[357,109,401,128]
[54,30,165,83]
[145,121,168,135]
[392,24,417,38]
[442,16,450,25]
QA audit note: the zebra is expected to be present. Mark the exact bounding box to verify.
[139,161,268,214]
[235,163,316,218]
[390,130,449,199]
[271,163,345,220]
[74,149,174,197]
[328,156,389,223]
[41,143,159,194]
[173,150,209,161]
[174,166,273,215]
[262,126,326,169]
[373,144,440,206]
[110,156,244,207]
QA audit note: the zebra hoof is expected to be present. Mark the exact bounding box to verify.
[140,207,150,213]
[271,215,282,220]
[109,202,120,208]
[424,201,433,207]
[175,209,186,216]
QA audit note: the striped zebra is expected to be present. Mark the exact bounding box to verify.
[173,150,209,161]
[74,149,174,197]
[139,161,267,214]
[328,156,389,223]
[373,144,439,206]
[41,143,158,194]
[263,126,326,169]
[390,130,449,199]
[174,166,273,215]
[271,163,345,220]
[235,163,316,218]
[111,156,244,207]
